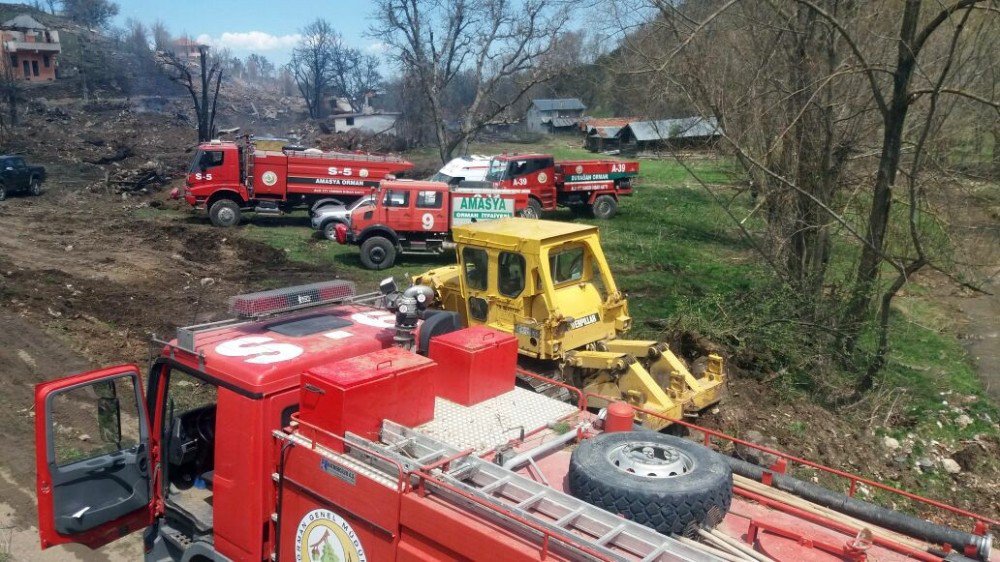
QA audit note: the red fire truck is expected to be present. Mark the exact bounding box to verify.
[485,154,640,219]
[32,279,998,562]
[333,179,530,270]
[172,138,414,227]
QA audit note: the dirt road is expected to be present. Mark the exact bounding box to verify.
[0,172,324,561]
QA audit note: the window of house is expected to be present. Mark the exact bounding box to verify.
[22,60,29,78]
[416,190,443,209]
[346,117,355,126]
[383,189,409,208]
[9,54,16,67]
[498,252,526,297]
[463,247,488,291]
[549,246,585,285]
[43,54,50,68]
[31,60,39,76]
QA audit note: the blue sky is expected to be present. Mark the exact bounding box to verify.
[115,0,379,64]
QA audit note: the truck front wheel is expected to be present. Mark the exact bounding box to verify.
[519,198,543,219]
[209,199,242,227]
[0,184,6,201]
[28,177,42,196]
[322,221,343,241]
[360,236,396,270]
[591,195,618,220]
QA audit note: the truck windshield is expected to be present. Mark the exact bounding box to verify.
[550,246,585,285]
[485,158,508,181]
[188,149,224,173]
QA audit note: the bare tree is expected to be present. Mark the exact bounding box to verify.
[124,18,151,56]
[613,0,999,393]
[156,45,224,142]
[45,0,60,14]
[330,40,382,112]
[0,60,22,132]
[289,19,340,119]
[371,0,568,162]
[150,19,171,51]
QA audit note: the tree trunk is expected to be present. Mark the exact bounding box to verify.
[842,0,922,346]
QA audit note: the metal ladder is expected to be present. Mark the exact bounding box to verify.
[367,421,724,562]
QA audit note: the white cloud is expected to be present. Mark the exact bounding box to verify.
[364,41,390,55]
[196,31,302,52]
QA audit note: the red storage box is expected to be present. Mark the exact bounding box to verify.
[427,326,518,405]
[299,347,436,451]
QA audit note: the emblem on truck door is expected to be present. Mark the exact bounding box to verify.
[295,509,367,562]
[262,171,278,186]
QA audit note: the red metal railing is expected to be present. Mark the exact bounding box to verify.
[287,413,409,495]
[582,391,1000,531]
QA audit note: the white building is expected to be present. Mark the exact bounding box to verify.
[332,112,400,135]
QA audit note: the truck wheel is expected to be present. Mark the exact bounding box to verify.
[209,199,242,227]
[0,184,6,201]
[568,431,732,536]
[519,198,542,219]
[591,195,618,219]
[360,236,396,270]
[322,221,341,241]
[28,177,42,196]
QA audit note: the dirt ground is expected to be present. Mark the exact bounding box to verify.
[0,170,327,560]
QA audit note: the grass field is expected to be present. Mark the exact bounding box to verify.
[158,137,996,448]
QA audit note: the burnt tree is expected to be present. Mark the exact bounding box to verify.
[157,45,224,143]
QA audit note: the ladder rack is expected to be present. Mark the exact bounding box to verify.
[368,421,724,562]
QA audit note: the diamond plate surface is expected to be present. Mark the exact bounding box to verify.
[417,387,579,453]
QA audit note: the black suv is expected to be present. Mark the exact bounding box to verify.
[0,155,46,201]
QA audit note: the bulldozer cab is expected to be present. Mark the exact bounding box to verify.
[435,218,630,360]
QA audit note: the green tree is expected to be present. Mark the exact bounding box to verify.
[320,541,340,562]
[62,0,119,28]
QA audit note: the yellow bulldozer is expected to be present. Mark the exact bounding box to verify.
[412,218,726,429]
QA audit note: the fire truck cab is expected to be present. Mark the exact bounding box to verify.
[336,180,529,270]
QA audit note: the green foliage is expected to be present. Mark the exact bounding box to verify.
[62,0,119,28]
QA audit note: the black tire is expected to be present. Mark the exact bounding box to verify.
[359,236,396,270]
[568,431,732,536]
[209,199,242,227]
[0,184,6,201]
[28,177,42,196]
[322,221,341,241]
[519,198,543,219]
[591,195,618,220]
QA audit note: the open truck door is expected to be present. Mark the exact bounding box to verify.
[35,364,158,550]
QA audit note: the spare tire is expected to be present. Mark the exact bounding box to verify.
[568,431,731,536]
